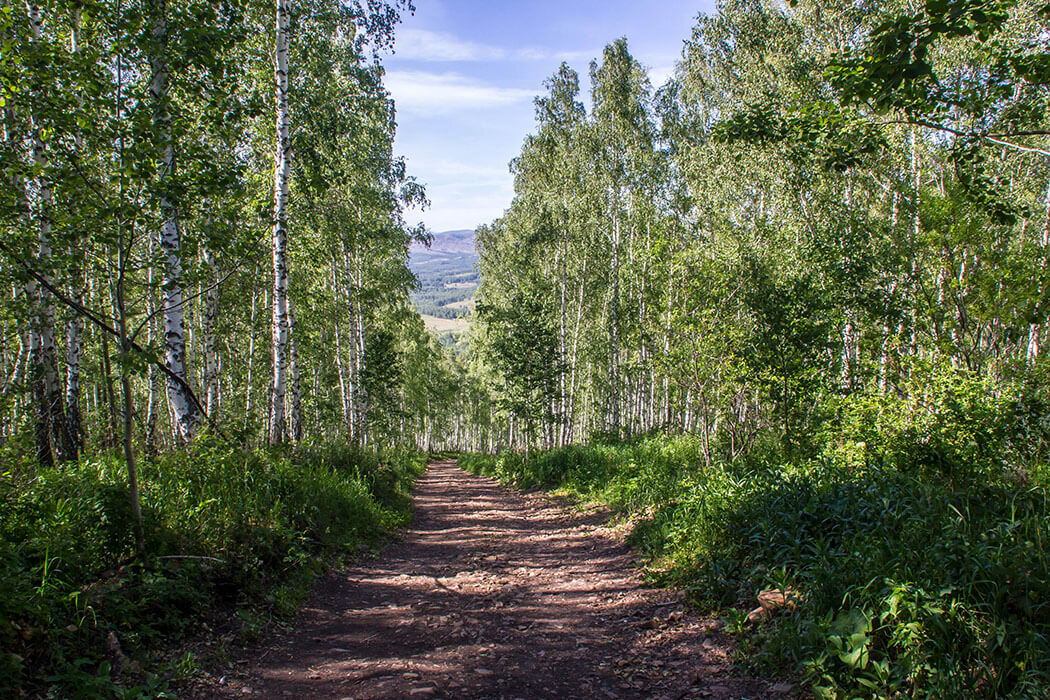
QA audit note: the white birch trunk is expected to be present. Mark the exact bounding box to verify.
[202,246,220,418]
[344,246,368,444]
[608,189,622,437]
[150,3,198,443]
[27,2,69,464]
[288,305,303,442]
[244,286,260,433]
[269,0,292,444]
[64,7,85,455]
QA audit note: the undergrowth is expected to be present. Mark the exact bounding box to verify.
[0,440,425,699]
[461,380,1050,698]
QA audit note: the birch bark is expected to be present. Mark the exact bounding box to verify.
[150,0,198,442]
[27,2,71,464]
[202,246,220,417]
[269,0,292,444]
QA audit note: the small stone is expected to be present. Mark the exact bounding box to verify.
[409,688,435,697]
[475,667,494,675]
[403,672,421,680]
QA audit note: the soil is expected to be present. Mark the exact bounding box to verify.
[196,459,788,699]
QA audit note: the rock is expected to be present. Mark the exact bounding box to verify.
[747,587,802,623]
[409,687,436,697]
[403,672,421,680]
[475,667,494,675]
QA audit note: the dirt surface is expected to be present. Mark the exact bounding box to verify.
[199,460,787,699]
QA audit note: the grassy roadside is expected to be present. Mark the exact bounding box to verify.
[0,441,426,699]
[461,433,1050,698]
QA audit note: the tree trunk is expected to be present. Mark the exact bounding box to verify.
[64,6,86,457]
[150,0,198,443]
[116,238,145,558]
[244,283,260,437]
[202,245,220,418]
[288,305,303,442]
[65,270,85,456]
[269,0,292,444]
[27,2,71,465]
[608,190,622,438]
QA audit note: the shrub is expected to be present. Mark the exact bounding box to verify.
[0,443,425,699]
[463,418,1050,698]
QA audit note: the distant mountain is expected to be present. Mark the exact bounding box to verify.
[408,229,478,342]
[412,229,476,255]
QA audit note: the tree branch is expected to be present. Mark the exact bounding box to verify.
[0,239,229,441]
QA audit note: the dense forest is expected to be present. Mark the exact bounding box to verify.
[3,0,1050,696]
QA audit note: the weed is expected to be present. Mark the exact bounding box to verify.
[461,405,1050,698]
[0,444,425,698]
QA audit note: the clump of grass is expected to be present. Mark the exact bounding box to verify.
[0,442,425,699]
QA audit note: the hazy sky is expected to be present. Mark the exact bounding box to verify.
[383,0,718,233]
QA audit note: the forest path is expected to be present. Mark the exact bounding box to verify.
[203,459,780,699]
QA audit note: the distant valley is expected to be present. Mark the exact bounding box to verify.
[409,229,478,342]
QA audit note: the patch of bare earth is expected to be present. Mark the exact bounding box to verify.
[196,460,786,699]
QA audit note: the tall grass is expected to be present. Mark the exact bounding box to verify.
[0,441,425,699]
[461,388,1050,698]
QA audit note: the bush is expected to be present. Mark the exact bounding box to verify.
[0,443,425,699]
[462,412,1050,698]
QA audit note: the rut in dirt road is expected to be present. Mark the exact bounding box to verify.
[206,460,782,699]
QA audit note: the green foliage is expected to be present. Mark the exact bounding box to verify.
[462,380,1050,698]
[477,293,565,430]
[0,444,424,698]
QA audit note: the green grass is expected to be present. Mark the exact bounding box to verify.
[0,441,425,699]
[461,397,1050,698]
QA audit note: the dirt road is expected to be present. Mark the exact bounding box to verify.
[204,460,781,699]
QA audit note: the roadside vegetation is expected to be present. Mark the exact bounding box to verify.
[462,369,1050,697]
[1,442,424,699]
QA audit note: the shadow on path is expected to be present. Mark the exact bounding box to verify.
[200,460,780,699]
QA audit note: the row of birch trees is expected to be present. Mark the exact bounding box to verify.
[0,0,459,467]
[471,0,1050,457]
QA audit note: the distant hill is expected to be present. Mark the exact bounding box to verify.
[411,228,476,255]
[409,230,478,343]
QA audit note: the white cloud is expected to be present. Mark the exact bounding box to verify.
[385,70,536,115]
[394,29,507,61]
[648,63,676,87]
[392,29,591,63]
[401,171,515,231]
[428,160,510,179]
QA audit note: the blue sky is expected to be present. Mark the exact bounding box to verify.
[383,0,718,233]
